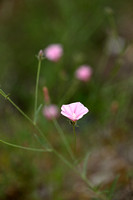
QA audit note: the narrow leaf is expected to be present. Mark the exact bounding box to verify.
[108,175,119,199]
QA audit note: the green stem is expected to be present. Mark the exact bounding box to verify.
[0,139,50,152]
[73,124,76,153]
[108,45,127,82]
[105,7,118,37]
[53,118,75,161]
[34,58,41,124]
[53,149,93,190]
[53,149,107,200]
[0,89,107,200]
[0,89,33,124]
[0,89,51,150]
[35,125,52,149]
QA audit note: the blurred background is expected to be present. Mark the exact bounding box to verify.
[0,0,133,199]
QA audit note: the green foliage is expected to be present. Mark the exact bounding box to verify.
[0,0,133,199]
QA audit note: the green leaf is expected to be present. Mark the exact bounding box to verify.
[108,175,119,199]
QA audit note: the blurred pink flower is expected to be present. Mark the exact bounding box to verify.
[61,102,89,121]
[75,65,92,82]
[43,104,59,120]
[44,44,63,62]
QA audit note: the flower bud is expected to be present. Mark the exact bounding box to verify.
[43,87,50,104]
[37,49,45,60]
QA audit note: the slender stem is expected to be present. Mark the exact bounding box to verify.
[34,58,41,124]
[73,124,76,153]
[0,139,50,152]
[108,45,127,82]
[52,118,75,161]
[0,89,51,150]
[0,90,33,124]
[0,89,107,200]
[53,149,93,190]
[53,149,107,200]
[35,125,52,149]
[105,8,118,37]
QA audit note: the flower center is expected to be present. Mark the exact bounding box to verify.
[72,113,76,120]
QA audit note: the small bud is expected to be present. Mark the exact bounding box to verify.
[37,49,45,60]
[43,86,50,104]
[111,101,119,114]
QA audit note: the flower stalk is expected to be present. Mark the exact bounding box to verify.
[0,139,49,152]
[34,58,42,124]
[0,50,108,200]
[72,123,76,153]
[52,118,75,161]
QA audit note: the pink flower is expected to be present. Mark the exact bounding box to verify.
[43,104,59,120]
[61,102,89,121]
[44,44,63,62]
[75,65,92,82]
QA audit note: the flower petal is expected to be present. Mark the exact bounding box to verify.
[61,105,72,116]
[69,102,79,113]
[61,111,74,121]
